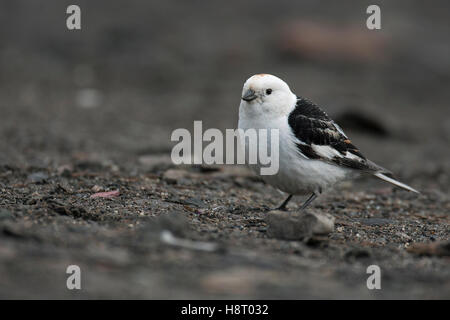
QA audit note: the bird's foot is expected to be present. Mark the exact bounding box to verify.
[270,194,293,212]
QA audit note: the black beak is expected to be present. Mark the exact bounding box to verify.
[242,89,257,102]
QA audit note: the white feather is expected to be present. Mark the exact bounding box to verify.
[374,172,420,193]
[311,144,342,159]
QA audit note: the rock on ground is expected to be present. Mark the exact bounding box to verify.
[266,210,335,240]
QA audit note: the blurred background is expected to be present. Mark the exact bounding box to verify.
[0,0,449,299]
[1,0,449,174]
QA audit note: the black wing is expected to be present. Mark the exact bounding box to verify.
[288,97,385,172]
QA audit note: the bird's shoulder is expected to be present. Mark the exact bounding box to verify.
[287,96,379,172]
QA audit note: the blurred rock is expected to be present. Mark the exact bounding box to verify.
[56,164,73,177]
[407,241,450,257]
[27,171,49,184]
[163,169,189,184]
[344,248,371,260]
[90,190,120,199]
[266,210,335,240]
[277,21,389,63]
[91,185,103,192]
[333,110,390,137]
[138,154,173,172]
[147,211,191,237]
[160,230,218,252]
[138,211,219,252]
[75,88,103,109]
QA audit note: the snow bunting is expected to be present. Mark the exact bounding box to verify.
[238,74,419,211]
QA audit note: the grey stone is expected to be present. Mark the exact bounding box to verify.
[27,171,49,183]
[266,210,335,240]
[140,211,191,238]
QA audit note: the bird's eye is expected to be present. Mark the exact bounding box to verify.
[266,89,272,95]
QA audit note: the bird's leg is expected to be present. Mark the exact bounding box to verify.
[299,193,317,211]
[273,194,293,211]
[299,193,317,210]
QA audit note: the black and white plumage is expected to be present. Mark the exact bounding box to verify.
[238,74,418,211]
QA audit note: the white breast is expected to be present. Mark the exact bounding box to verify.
[238,107,353,195]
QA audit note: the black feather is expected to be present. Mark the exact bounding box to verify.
[288,97,374,171]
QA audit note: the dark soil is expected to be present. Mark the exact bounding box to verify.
[0,0,449,299]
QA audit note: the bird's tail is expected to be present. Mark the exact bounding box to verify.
[373,172,420,194]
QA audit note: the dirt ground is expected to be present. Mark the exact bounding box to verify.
[0,1,449,299]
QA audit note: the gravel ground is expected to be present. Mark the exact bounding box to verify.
[0,0,449,299]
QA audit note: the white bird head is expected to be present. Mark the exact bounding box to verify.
[240,74,297,118]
